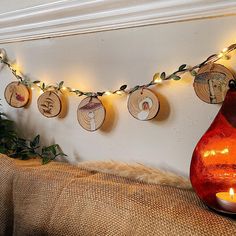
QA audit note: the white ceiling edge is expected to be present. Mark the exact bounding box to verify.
[0,0,236,44]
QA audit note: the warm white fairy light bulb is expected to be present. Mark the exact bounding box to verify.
[222,47,228,53]
[154,78,162,84]
[105,91,112,96]
[116,91,123,95]
[218,52,223,58]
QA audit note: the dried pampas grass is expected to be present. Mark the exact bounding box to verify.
[78,161,191,189]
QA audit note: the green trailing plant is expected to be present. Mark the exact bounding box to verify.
[0,103,66,164]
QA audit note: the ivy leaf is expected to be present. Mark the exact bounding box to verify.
[42,156,51,165]
[30,135,40,148]
[160,72,166,80]
[178,64,187,71]
[120,85,127,90]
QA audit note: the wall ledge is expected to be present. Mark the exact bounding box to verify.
[0,0,236,43]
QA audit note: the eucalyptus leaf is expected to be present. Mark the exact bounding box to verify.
[120,85,127,90]
[153,73,159,81]
[58,81,64,89]
[191,70,198,76]
[160,72,166,80]
[178,64,187,71]
[131,85,140,92]
[97,92,104,96]
[84,92,93,97]
[172,75,181,80]
[33,80,41,84]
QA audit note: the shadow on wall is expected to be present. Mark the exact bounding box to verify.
[11,108,68,162]
[152,91,170,123]
[58,93,69,119]
[100,95,120,133]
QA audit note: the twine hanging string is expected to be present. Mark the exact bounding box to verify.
[0,43,236,97]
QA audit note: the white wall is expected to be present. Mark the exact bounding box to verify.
[0,2,236,176]
[0,0,57,14]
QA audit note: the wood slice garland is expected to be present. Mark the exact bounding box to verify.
[194,63,234,104]
[77,97,106,132]
[4,81,30,108]
[127,88,160,121]
[37,91,62,118]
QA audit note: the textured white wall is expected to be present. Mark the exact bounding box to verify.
[0,15,236,176]
[0,0,57,13]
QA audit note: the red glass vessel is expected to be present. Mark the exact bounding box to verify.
[190,81,236,214]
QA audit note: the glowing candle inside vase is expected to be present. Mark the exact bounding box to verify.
[216,188,236,213]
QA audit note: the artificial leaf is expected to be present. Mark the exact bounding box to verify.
[153,73,159,81]
[160,72,166,80]
[131,85,140,93]
[84,92,93,97]
[172,75,181,80]
[179,64,187,71]
[33,80,41,84]
[58,81,64,89]
[30,135,40,148]
[120,85,127,90]
[191,70,197,76]
[97,92,104,96]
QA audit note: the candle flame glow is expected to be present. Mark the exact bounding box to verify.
[230,188,234,199]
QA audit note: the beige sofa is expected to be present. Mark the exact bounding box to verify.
[0,154,236,236]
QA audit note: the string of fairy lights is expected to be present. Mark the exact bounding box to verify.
[0,43,235,98]
[0,43,235,131]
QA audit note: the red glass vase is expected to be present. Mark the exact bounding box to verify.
[190,82,236,214]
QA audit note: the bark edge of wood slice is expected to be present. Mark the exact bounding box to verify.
[127,88,160,121]
[77,97,106,132]
[37,91,62,118]
[194,63,234,104]
[4,81,30,108]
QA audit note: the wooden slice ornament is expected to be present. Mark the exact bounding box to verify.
[77,97,106,132]
[4,81,30,108]
[127,88,160,121]
[37,91,62,118]
[194,63,234,104]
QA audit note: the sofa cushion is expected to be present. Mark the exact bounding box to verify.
[9,158,236,235]
[0,154,15,236]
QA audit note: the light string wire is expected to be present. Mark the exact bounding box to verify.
[0,43,236,97]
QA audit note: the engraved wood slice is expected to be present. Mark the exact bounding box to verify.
[77,97,106,132]
[37,91,62,118]
[194,63,234,104]
[4,81,30,108]
[127,88,160,121]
